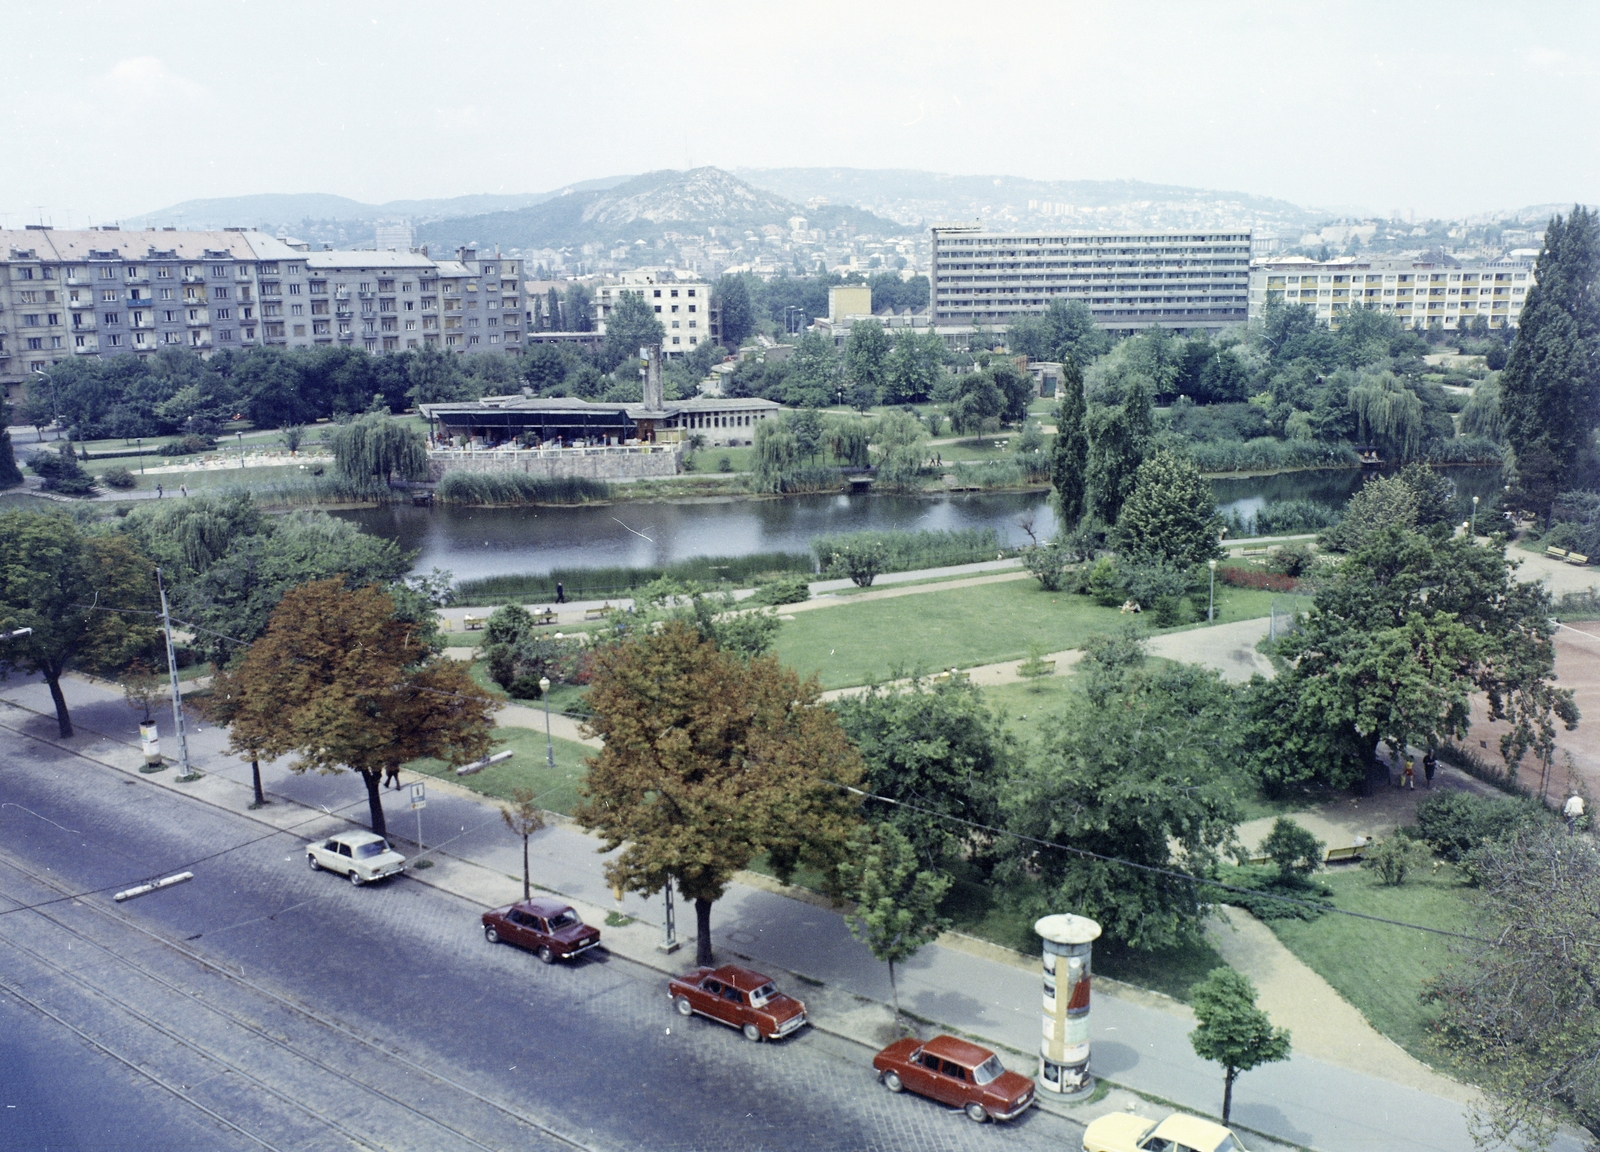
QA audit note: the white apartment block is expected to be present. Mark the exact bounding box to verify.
[592,269,711,356]
[0,228,521,400]
[930,223,1252,335]
[1247,255,1536,330]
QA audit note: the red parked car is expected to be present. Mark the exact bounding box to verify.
[873,1034,1036,1123]
[667,964,808,1042]
[481,898,601,964]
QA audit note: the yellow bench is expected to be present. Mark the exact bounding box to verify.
[1568,552,1591,566]
[584,603,616,621]
[1547,546,1570,560]
[1324,843,1368,864]
[462,614,486,631]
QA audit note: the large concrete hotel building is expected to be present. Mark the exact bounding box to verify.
[929,222,1252,336]
[0,227,522,400]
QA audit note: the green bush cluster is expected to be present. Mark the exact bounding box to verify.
[1414,790,1549,863]
[752,575,811,605]
[812,528,1005,579]
[101,466,137,490]
[1185,438,1360,473]
[454,551,814,605]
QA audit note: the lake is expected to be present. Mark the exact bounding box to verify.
[337,466,1505,580]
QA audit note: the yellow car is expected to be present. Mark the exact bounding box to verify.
[1083,1111,1249,1152]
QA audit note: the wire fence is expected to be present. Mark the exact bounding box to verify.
[1267,595,1311,642]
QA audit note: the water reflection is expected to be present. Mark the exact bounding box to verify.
[337,465,1503,580]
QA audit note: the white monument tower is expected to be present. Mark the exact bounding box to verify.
[1035,913,1102,1096]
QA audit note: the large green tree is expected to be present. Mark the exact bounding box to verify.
[830,677,1011,871]
[843,320,889,407]
[0,397,22,487]
[881,330,946,404]
[713,274,754,346]
[0,512,159,736]
[1113,449,1223,569]
[1000,637,1242,949]
[1499,207,1600,518]
[331,412,429,487]
[1084,379,1153,525]
[574,620,864,966]
[209,579,497,834]
[1269,527,1578,791]
[601,291,666,373]
[1050,358,1089,527]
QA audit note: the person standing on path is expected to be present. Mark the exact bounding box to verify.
[180,484,187,498]
[156,483,163,498]
[383,765,401,790]
[1402,758,1416,790]
[1423,750,1437,788]
[555,582,565,604]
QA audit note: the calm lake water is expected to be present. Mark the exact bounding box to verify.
[337,466,1505,580]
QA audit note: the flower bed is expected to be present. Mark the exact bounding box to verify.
[1220,567,1300,592]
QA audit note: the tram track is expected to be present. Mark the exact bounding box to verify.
[0,848,601,1152]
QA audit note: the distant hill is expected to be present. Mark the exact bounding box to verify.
[735,166,1321,231]
[413,167,903,253]
[130,178,634,231]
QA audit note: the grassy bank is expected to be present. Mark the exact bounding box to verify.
[405,726,594,816]
[455,551,814,604]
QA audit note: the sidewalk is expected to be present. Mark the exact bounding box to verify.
[0,671,1556,1152]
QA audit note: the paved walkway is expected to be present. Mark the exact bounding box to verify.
[4,671,1564,1152]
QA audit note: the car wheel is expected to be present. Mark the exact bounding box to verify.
[674,996,694,1017]
[348,870,363,886]
[742,1022,763,1043]
[965,1102,988,1124]
[537,945,555,965]
[883,1072,904,1093]
[484,925,500,944]
[307,854,321,871]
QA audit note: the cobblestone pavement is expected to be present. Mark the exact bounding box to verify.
[0,725,1085,1152]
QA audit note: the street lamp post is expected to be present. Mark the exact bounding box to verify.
[1208,558,1218,624]
[539,676,554,769]
[237,430,245,468]
[137,437,144,474]
[1471,495,1479,536]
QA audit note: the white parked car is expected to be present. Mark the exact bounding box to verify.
[307,831,406,886]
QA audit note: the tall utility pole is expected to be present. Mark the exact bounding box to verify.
[156,569,195,781]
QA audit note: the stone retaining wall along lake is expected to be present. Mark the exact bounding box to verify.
[427,444,680,482]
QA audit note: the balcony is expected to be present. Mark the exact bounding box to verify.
[68,297,93,308]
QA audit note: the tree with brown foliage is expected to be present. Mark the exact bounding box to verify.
[208,579,498,834]
[502,786,546,901]
[574,620,864,967]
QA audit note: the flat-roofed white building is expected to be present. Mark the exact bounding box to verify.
[930,222,1252,335]
[1247,254,1536,330]
[593,269,712,355]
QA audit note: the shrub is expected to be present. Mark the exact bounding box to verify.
[1423,435,1503,464]
[1022,543,1070,591]
[1219,566,1299,592]
[101,466,137,490]
[1252,499,1340,537]
[1086,556,1122,606]
[1184,438,1360,473]
[454,551,813,604]
[826,538,887,587]
[752,575,811,606]
[485,603,534,646]
[26,447,97,495]
[1204,865,1333,921]
[1261,817,1324,880]
[1414,791,1547,863]
[1361,836,1432,886]
[508,674,545,700]
[716,455,733,473]
[1269,544,1316,577]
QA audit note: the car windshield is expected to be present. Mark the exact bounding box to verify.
[354,840,390,858]
[973,1055,1004,1085]
[546,910,580,930]
[1215,1137,1247,1152]
[749,982,776,1006]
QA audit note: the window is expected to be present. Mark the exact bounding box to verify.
[75,335,87,348]
[404,300,414,311]
[99,267,114,279]
[312,320,330,335]
[215,308,231,320]
[405,319,416,331]
[107,334,122,347]
[26,337,42,350]
[101,289,118,302]
[159,287,173,300]
[188,309,199,322]
[165,310,179,323]
[653,289,661,297]
[687,289,696,297]
[671,305,679,313]
[293,324,306,337]
[17,267,34,280]
[288,283,301,295]
[103,313,119,325]
[218,329,233,342]
[157,267,171,279]
[126,266,142,279]
[654,305,662,313]
[291,303,304,316]
[23,314,39,327]
[688,304,696,313]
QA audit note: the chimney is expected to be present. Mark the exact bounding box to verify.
[642,343,663,410]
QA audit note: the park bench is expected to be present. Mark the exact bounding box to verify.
[932,668,970,685]
[1568,552,1591,566]
[1247,853,1272,866]
[1240,547,1269,557]
[1547,546,1569,560]
[462,614,486,631]
[531,609,558,626]
[1324,843,1368,864]
[584,603,616,621]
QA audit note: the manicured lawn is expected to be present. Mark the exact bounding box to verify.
[776,580,1275,689]
[1269,864,1476,1068]
[405,726,594,815]
[82,459,321,494]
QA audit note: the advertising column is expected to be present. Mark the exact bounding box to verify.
[1035,913,1101,1096]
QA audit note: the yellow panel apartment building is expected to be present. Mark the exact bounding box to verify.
[1247,254,1536,330]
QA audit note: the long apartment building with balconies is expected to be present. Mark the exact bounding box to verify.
[929,223,1252,336]
[1246,254,1536,330]
[0,228,522,400]
[592,269,714,356]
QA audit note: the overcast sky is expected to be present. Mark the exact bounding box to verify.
[2,1,1595,225]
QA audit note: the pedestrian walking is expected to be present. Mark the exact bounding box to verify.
[156,483,163,498]
[555,582,565,604]
[1423,751,1437,788]
[1402,758,1416,790]
[383,765,401,790]
[180,484,187,498]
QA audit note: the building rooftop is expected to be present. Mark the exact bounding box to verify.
[0,228,304,263]
[303,249,436,270]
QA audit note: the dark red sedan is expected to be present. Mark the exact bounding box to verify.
[873,1034,1036,1123]
[667,964,808,1042]
[481,897,601,964]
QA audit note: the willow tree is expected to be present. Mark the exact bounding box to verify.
[332,413,429,487]
[824,416,871,468]
[1350,371,1427,461]
[751,417,800,493]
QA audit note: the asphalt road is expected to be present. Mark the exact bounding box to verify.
[0,723,1087,1152]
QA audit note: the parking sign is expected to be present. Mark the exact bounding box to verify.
[409,781,426,810]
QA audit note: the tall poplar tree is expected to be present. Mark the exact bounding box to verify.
[1050,358,1089,527]
[1499,207,1600,519]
